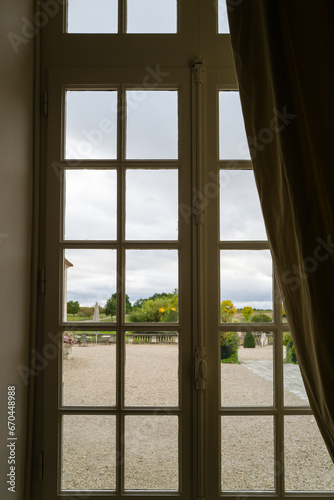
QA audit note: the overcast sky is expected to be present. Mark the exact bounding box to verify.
[63,3,271,311]
[67,0,228,34]
[67,0,177,33]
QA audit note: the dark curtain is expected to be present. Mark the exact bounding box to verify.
[227,0,334,460]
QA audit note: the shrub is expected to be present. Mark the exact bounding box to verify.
[77,307,94,318]
[243,331,256,348]
[220,332,240,363]
[251,313,272,323]
[283,332,297,363]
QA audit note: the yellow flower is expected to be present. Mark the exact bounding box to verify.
[159,307,166,313]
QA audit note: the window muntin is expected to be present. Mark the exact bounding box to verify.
[42,2,334,495]
[54,81,184,494]
[218,88,334,495]
[66,0,177,34]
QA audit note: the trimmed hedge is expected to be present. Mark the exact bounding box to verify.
[243,331,256,348]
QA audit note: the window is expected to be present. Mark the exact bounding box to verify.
[40,1,334,499]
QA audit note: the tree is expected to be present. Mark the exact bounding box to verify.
[105,293,132,317]
[67,300,80,316]
[161,289,178,322]
[128,290,178,323]
[105,293,117,317]
[128,297,170,322]
[125,294,132,314]
[221,300,237,322]
[241,306,253,322]
[133,298,144,309]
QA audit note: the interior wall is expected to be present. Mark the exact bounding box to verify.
[0,0,34,498]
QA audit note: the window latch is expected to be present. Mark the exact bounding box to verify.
[195,346,207,390]
[42,91,48,117]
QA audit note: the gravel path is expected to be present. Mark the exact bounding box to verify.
[62,344,334,492]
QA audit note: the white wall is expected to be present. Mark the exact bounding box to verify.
[0,1,34,498]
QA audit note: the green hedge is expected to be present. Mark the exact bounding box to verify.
[243,331,256,348]
[283,332,297,363]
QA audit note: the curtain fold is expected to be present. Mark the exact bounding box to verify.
[228,0,334,459]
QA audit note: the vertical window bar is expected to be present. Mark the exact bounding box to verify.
[273,269,284,495]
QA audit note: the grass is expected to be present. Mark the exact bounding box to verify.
[66,314,115,322]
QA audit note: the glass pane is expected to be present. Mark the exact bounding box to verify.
[126,169,178,240]
[221,416,274,491]
[125,416,178,490]
[61,415,116,490]
[125,332,178,406]
[217,0,230,34]
[219,91,250,160]
[62,332,116,406]
[127,0,177,33]
[67,0,118,33]
[64,249,117,322]
[220,169,267,240]
[283,333,309,406]
[285,416,334,491]
[221,331,273,406]
[126,90,178,159]
[64,169,117,240]
[126,250,178,322]
[65,91,117,160]
[220,250,273,319]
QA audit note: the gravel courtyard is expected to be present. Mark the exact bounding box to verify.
[61,344,334,492]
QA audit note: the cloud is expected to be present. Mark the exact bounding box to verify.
[220,169,267,240]
[220,250,272,308]
[63,90,271,310]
